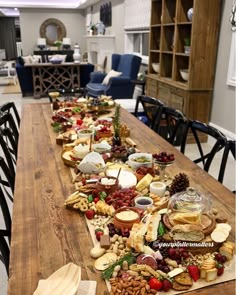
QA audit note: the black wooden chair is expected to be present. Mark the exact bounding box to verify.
[0,158,12,239]
[0,101,20,130]
[134,95,165,130]
[156,106,188,146]
[0,129,16,181]
[0,112,19,151]
[180,120,227,173]
[0,229,10,276]
[218,139,236,184]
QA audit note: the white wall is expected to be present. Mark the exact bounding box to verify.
[19,8,86,55]
[211,0,236,136]
[85,0,124,54]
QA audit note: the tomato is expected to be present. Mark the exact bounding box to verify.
[149,277,163,291]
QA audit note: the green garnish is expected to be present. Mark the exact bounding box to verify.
[52,122,62,133]
[99,191,107,200]
[101,252,135,280]
[73,107,81,113]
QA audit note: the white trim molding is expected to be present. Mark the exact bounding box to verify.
[227,30,236,87]
[209,122,236,140]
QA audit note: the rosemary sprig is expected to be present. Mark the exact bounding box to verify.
[101,252,135,280]
[113,104,120,136]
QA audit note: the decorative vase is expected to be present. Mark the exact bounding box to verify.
[187,8,193,21]
[96,21,105,35]
[73,44,81,63]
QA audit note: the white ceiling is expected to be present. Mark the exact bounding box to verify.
[0,0,98,10]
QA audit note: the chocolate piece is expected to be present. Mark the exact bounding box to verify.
[100,234,111,249]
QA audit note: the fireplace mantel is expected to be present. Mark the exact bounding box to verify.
[85,35,115,71]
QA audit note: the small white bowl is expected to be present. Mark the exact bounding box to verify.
[92,142,111,154]
[180,69,189,81]
[150,181,166,197]
[77,128,94,139]
[128,153,153,170]
[134,196,153,210]
[152,62,160,73]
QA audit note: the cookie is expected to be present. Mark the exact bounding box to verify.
[172,281,191,291]
[175,272,193,286]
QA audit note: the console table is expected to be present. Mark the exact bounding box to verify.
[25,62,86,98]
[34,50,74,62]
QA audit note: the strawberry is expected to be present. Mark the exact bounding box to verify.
[162,279,172,292]
[187,265,200,282]
[95,230,104,241]
[216,263,224,276]
[85,209,95,220]
[93,197,100,203]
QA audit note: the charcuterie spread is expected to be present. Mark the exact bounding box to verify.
[50,95,235,294]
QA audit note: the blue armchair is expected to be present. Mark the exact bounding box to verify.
[86,54,141,99]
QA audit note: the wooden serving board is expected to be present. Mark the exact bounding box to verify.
[163,213,216,236]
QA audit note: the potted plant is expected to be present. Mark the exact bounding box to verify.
[54,40,62,50]
[184,38,191,55]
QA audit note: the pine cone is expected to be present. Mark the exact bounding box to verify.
[169,173,190,196]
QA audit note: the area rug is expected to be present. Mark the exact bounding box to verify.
[2,82,21,94]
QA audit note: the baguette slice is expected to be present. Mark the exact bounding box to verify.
[170,224,204,242]
[146,213,161,242]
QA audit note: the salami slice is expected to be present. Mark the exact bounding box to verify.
[136,254,158,270]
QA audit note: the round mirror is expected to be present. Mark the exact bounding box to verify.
[40,18,66,46]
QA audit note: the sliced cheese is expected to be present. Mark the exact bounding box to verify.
[211,229,229,243]
[158,208,168,215]
[94,253,117,271]
[168,268,184,278]
[136,174,153,192]
[173,212,201,225]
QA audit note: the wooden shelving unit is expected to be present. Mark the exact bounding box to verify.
[147,0,222,141]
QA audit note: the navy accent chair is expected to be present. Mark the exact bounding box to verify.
[86,54,142,99]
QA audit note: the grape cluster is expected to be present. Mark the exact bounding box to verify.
[107,223,130,237]
[167,247,189,264]
[157,260,170,273]
[153,152,175,163]
[215,253,227,263]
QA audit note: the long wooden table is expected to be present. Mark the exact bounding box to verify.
[8,103,235,295]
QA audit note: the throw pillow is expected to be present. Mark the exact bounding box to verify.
[48,54,67,62]
[32,55,42,64]
[102,70,122,85]
[22,55,33,64]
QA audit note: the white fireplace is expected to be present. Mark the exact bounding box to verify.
[85,35,115,71]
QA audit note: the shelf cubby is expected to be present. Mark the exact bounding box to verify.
[174,55,189,83]
[162,0,176,24]
[176,0,194,23]
[160,53,173,78]
[161,25,175,52]
[151,0,162,25]
[175,24,192,54]
[149,52,160,75]
[150,27,161,50]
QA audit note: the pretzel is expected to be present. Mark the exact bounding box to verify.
[72,197,88,212]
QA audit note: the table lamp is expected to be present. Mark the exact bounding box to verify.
[63,38,71,50]
[37,38,46,50]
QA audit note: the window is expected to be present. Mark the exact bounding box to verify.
[125,30,149,64]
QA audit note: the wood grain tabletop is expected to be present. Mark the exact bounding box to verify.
[7,103,235,295]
